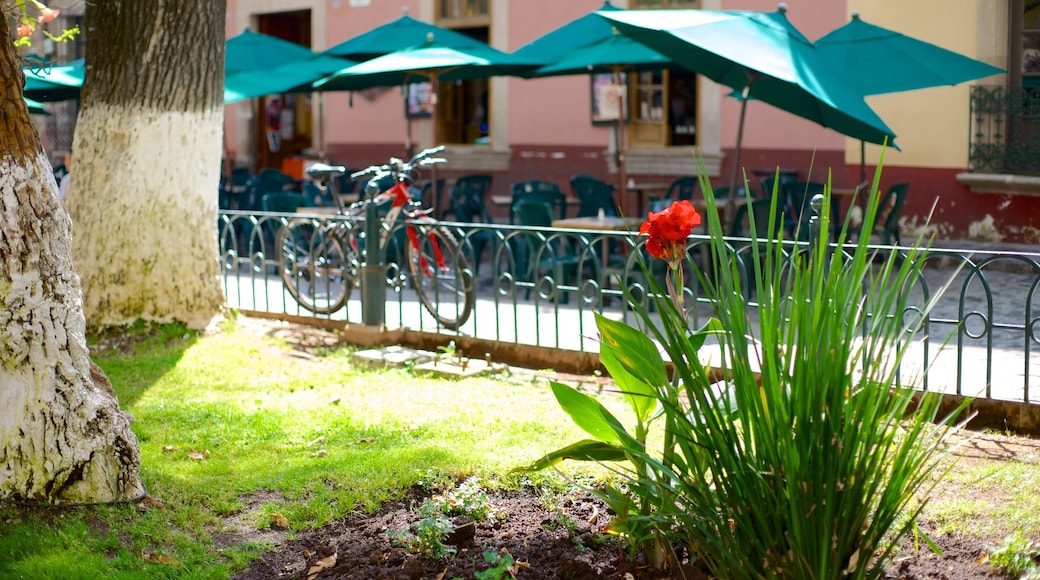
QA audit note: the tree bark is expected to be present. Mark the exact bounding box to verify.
[68,0,227,331]
[0,6,143,504]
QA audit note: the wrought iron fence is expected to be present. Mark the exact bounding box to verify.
[969,84,1040,174]
[218,208,1040,406]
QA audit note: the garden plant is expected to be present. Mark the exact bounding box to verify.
[521,156,971,578]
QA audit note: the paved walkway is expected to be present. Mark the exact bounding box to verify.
[225,253,1040,405]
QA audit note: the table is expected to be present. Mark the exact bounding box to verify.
[551,215,645,231]
[490,194,581,207]
[628,181,672,216]
[552,216,645,273]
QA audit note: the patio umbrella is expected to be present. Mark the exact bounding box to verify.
[22,57,83,102]
[322,10,491,61]
[24,97,48,116]
[598,6,898,221]
[226,28,326,76]
[316,36,534,147]
[513,1,679,211]
[224,54,351,103]
[816,11,1005,182]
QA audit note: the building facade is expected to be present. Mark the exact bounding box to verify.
[224,0,1038,244]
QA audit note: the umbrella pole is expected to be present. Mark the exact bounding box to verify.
[726,79,753,230]
[404,85,415,159]
[613,68,629,216]
[860,139,866,185]
[317,90,326,161]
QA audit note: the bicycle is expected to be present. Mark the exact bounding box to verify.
[276,146,476,330]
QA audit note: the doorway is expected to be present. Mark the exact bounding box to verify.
[255,10,313,172]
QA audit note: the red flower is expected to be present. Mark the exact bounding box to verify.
[17,22,34,38]
[37,7,61,24]
[639,199,702,263]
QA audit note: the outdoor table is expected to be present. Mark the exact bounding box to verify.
[490,194,580,207]
[629,181,672,214]
[552,215,645,272]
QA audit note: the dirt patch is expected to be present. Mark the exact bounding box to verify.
[228,317,1034,579]
[230,485,1010,580]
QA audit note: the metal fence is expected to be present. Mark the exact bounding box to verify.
[969,84,1040,174]
[218,208,1040,406]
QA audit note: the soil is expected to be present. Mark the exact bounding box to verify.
[217,317,1035,579]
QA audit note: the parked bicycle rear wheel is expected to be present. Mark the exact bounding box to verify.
[406,226,475,330]
[277,219,357,314]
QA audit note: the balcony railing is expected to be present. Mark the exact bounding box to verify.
[969,84,1040,174]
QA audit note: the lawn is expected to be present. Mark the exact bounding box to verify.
[1,316,1038,579]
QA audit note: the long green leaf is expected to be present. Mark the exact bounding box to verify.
[600,340,657,424]
[513,440,628,472]
[595,313,668,388]
[550,382,630,446]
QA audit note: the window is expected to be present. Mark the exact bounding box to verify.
[633,0,698,7]
[438,0,489,26]
[628,69,698,148]
[433,24,491,145]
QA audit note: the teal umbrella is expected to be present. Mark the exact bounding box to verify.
[323,11,490,61]
[816,12,1004,97]
[226,28,325,75]
[22,58,84,102]
[317,38,534,145]
[513,0,638,69]
[514,1,678,206]
[24,97,48,115]
[816,11,1004,182]
[224,54,353,103]
[598,6,897,217]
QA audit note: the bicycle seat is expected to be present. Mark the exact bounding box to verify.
[306,163,347,180]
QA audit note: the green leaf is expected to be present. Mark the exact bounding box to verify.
[687,317,726,352]
[512,440,629,472]
[600,345,657,424]
[595,313,668,388]
[551,382,629,445]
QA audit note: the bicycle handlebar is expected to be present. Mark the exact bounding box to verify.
[350,145,447,181]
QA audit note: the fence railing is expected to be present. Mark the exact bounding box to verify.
[218,208,1040,406]
[969,84,1040,174]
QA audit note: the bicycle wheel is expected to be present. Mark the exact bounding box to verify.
[406,225,475,330]
[277,219,357,314]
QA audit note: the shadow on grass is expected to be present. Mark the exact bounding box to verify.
[89,320,197,407]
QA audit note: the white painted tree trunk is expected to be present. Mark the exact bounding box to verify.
[68,104,224,330]
[0,150,144,504]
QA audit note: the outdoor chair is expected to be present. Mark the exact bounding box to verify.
[301,181,335,207]
[781,181,830,241]
[446,179,496,276]
[510,180,567,223]
[513,200,597,302]
[260,192,307,253]
[760,172,799,200]
[571,174,619,218]
[443,174,493,221]
[848,182,910,246]
[419,178,447,217]
[664,176,700,202]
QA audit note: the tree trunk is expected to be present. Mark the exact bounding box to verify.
[0,7,143,504]
[68,0,227,331]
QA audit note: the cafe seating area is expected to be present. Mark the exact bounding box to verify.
[219,160,907,301]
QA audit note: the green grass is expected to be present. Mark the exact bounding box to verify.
[2,318,1038,578]
[0,320,617,579]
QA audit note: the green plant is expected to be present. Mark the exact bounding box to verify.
[519,152,969,577]
[988,531,1040,578]
[474,550,516,580]
[436,476,493,520]
[386,499,457,560]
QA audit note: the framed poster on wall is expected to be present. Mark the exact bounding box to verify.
[591,72,627,125]
[405,82,433,118]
